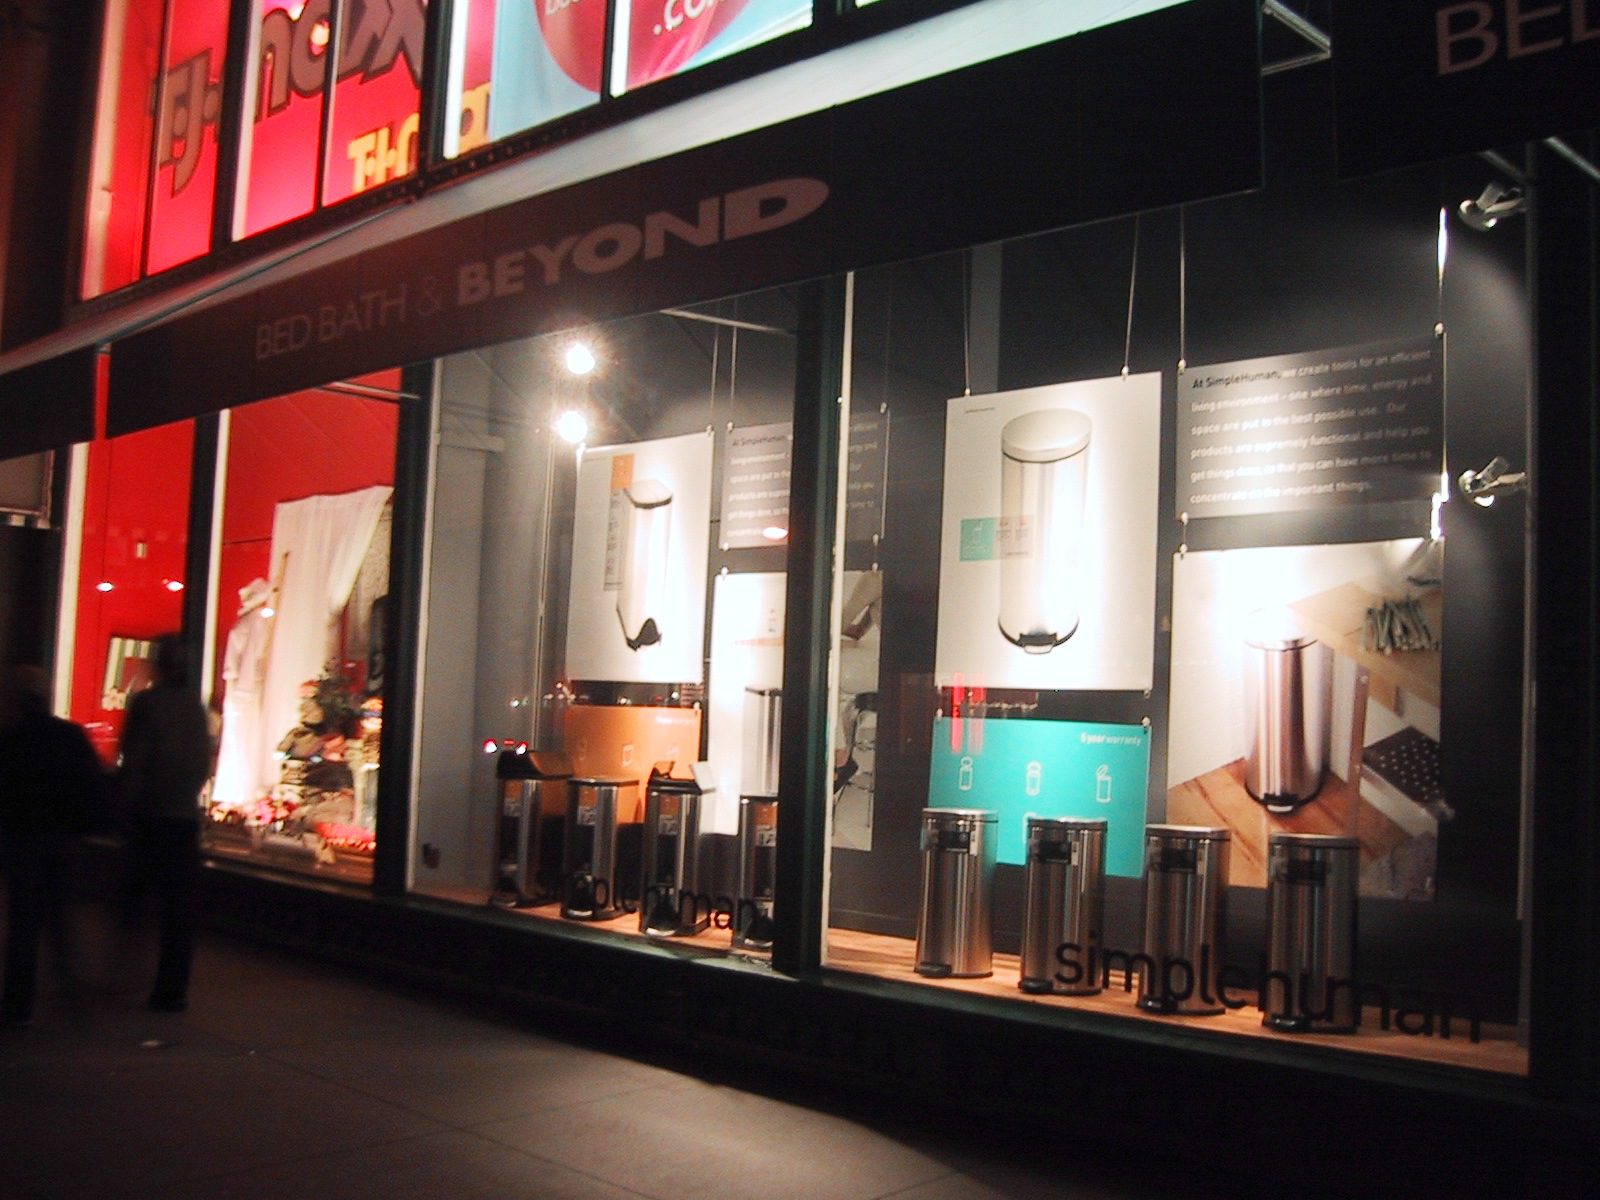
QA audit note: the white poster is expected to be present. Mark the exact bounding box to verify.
[934,376,1160,691]
[705,572,787,835]
[565,431,713,684]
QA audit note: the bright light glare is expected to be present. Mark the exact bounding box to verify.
[164,579,185,593]
[564,342,597,375]
[762,526,788,540]
[262,606,276,619]
[95,581,114,593]
[481,739,498,755]
[1437,208,1449,281]
[555,410,589,444]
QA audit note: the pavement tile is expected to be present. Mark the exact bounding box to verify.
[472,1077,957,1200]
[146,1129,653,1200]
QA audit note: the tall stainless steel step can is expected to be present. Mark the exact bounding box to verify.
[915,809,998,978]
[1137,824,1230,1015]
[490,748,572,907]
[732,796,778,955]
[1264,832,1359,1033]
[561,776,637,920]
[998,409,1092,652]
[1242,609,1331,813]
[1019,816,1107,995]
[639,764,713,937]
[742,687,782,798]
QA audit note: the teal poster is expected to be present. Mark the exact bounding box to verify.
[927,717,1149,875]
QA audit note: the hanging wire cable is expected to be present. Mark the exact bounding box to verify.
[961,249,972,396]
[1178,207,1188,372]
[709,320,722,425]
[1122,215,1141,378]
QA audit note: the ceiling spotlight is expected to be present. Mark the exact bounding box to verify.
[1458,455,1527,507]
[555,409,589,445]
[564,341,597,376]
[1458,182,1526,232]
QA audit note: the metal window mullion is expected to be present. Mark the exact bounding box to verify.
[314,0,345,210]
[773,275,848,977]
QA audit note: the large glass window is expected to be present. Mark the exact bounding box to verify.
[415,288,799,959]
[83,0,232,296]
[235,1,427,238]
[201,375,401,883]
[820,130,1533,1075]
[444,0,811,157]
[611,0,811,95]
[69,420,195,762]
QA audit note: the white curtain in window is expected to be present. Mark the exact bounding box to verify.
[257,485,394,786]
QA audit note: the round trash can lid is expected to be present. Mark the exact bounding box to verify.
[1000,409,1092,463]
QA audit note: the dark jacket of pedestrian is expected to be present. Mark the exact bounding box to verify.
[0,666,104,1025]
[117,637,211,1013]
[119,682,212,824]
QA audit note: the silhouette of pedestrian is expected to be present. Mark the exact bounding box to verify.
[0,665,105,1028]
[119,636,211,1013]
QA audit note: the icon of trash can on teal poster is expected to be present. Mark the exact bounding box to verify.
[927,716,1149,875]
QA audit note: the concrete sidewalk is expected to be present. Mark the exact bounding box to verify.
[1,921,1242,1199]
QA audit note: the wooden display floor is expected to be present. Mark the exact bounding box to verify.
[202,829,375,885]
[825,926,1528,1076]
[1167,758,1412,888]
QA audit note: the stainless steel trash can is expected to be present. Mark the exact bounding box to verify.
[742,687,782,798]
[562,775,637,920]
[915,808,998,978]
[998,409,1092,653]
[1243,610,1331,813]
[732,796,779,954]
[640,763,713,937]
[491,747,571,907]
[1137,824,1230,1015]
[1019,816,1107,995]
[1264,832,1359,1033]
[617,479,672,650]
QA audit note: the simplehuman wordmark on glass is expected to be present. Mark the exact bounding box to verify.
[1175,336,1443,519]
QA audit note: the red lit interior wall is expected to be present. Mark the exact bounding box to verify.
[82,0,165,298]
[211,374,399,697]
[71,414,194,762]
[323,0,427,204]
[146,0,231,274]
[238,0,325,237]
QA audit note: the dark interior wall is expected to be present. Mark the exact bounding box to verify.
[826,65,1529,1017]
[0,1,92,348]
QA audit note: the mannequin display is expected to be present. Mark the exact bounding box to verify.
[210,578,274,813]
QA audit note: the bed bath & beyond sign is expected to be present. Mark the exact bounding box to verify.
[254,178,831,362]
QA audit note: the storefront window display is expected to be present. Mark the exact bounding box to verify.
[414,288,798,957]
[67,419,196,762]
[235,1,427,237]
[819,82,1533,1074]
[82,0,233,296]
[201,376,400,883]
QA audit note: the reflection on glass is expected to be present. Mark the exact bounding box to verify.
[414,290,799,960]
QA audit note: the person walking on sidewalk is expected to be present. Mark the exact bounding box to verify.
[119,636,211,1013]
[0,665,105,1028]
